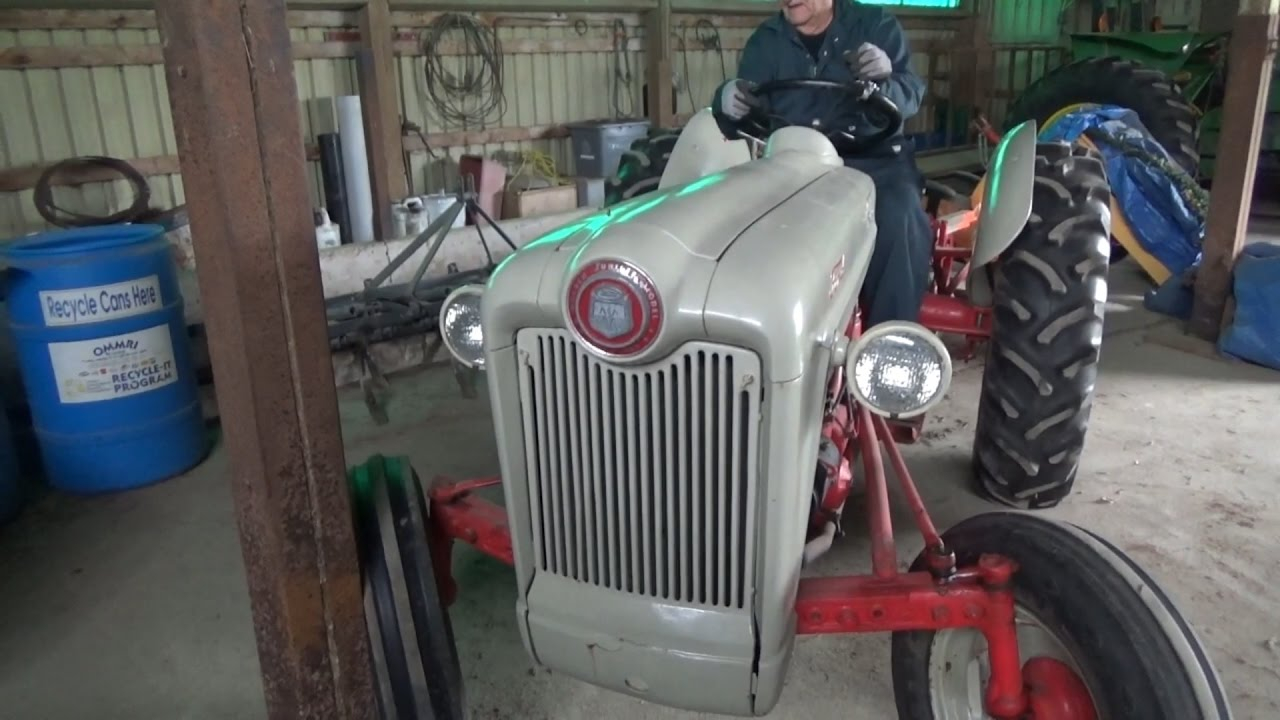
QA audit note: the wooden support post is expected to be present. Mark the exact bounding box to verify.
[359,0,408,240]
[154,2,378,718]
[1189,0,1278,342]
[646,0,675,128]
[954,0,993,124]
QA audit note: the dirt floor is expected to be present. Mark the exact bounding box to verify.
[1,262,1278,720]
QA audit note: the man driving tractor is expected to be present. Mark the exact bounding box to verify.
[712,0,931,328]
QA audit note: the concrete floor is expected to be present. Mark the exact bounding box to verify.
[1,262,1279,720]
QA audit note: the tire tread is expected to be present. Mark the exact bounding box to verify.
[1006,55,1200,176]
[972,142,1111,509]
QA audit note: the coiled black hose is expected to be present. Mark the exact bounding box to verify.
[33,155,153,228]
[420,13,506,128]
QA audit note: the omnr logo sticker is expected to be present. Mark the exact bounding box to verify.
[94,339,139,356]
[47,324,179,404]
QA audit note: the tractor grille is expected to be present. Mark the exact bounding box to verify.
[516,329,762,609]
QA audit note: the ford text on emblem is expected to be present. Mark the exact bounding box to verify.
[566,259,664,357]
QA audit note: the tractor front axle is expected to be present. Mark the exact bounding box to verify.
[795,556,1026,718]
[425,408,1033,719]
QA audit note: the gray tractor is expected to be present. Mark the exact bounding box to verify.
[351,77,1232,719]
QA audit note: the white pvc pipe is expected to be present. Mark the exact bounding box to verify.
[336,95,375,244]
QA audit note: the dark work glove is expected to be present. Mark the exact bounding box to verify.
[845,42,892,82]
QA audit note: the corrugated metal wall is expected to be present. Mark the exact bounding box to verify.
[984,0,1205,123]
[0,12,747,236]
[396,16,654,195]
[2,3,1202,238]
[0,25,184,237]
[992,0,1204,41]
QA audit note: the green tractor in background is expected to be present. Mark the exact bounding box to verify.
[1008,29,1280,183]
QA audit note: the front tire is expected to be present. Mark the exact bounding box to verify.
[351,455,466,720]
[972,142,1111,509]
[891,513,1232,720]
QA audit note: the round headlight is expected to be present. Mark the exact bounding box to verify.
[845,321,952,419]
[440,285,486,369]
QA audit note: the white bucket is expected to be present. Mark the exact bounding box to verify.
[391,201,408,238]
[403,196,431,237]
[421,192,466,230]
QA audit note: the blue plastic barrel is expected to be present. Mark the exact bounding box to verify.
[3,224,207,493]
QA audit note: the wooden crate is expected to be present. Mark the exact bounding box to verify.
[503,184,579,219]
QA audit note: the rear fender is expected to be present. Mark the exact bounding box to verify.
[967,120,1037,307]
[658,108,752,190]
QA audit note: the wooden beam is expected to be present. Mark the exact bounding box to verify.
[0,8,153,27]
[401,123,571,151]
[0,124,578,193]
[0,155,179,192]
[670,0,970,17]
[1189,1,1278,342]
[0,9,356,28]
[358,0,408,240]
[392,10,643,26]
[153,2,378,719]
[0,36,658,69]
[646,0,674,127]
[0,44,162,68]
[0,0,658,8]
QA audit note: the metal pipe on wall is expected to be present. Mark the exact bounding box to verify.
[337,95,375,244]
[318,133,352,246]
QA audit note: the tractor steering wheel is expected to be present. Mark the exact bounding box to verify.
[739,78,904,156]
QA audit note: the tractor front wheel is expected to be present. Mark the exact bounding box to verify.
[350,456,466,720]
[890,513,1232,720]
[971,142,1111,509]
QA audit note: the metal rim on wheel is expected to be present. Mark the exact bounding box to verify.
[928,605,1098,720]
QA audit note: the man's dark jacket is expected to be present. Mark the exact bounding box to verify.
[712,0,926,154]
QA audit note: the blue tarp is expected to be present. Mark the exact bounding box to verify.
[1039,106,1205,277]
[1219,243,1280,371]
[1041,108,1280,371]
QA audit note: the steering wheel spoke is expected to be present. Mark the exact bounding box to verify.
[740,78,903,156]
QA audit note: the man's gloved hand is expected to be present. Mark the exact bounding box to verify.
[719,79,760,120]
[848,42,892,82]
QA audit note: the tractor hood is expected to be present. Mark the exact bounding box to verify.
[555,150,836,260]
[482,148,876,383]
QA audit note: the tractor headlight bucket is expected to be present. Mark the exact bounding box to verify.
[845,321,952,420]
[439,285,486,369]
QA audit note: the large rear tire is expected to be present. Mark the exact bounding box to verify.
[351,455,466,720]
[1007,56,1201,177]
[604,130,681,206]
[972,142,1111,509]
[891,513,1233,720]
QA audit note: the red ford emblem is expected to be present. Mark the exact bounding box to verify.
[566,259,663,357]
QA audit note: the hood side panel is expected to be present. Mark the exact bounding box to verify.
[703,167,878,382]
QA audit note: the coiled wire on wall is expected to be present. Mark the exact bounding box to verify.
[611,19,635,118]
[33,156,153,228]
[679,20,727,116]
[420,13,506,127]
